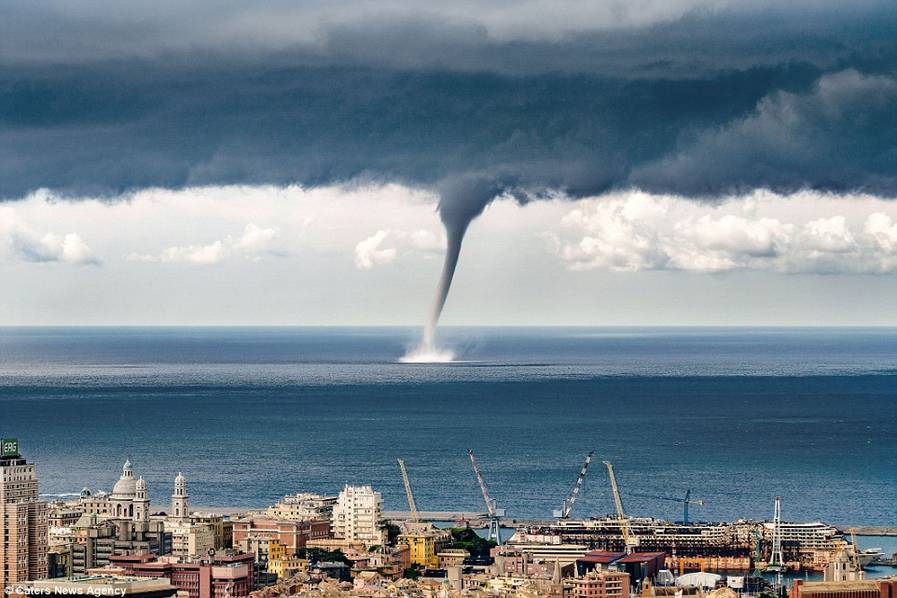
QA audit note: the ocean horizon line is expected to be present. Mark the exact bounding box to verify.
[4,324,897,330]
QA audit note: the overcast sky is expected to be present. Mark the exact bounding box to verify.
[2,1,897,325]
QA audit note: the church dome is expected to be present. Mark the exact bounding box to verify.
[111,459,137,498]
[111,477,137,497]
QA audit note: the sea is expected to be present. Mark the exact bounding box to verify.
[1,326,896,532]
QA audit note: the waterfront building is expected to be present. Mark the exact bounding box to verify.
[110,552,255,598]
[264,493,336,522]
[10,575,177,598]
[569,569,631,598]
[0,438,48,589]
[331,485,384,548]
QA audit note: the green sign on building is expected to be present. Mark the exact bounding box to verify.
[1,437,19,458]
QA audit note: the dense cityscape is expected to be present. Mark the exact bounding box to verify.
[3,439,895,598]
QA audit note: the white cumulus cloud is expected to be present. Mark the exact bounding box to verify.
[865,212,897,252]
[129,223,281,265]
[354,228,444,270]
[354,230,397,269]
[0,212,100,266]
[549,191,897,275]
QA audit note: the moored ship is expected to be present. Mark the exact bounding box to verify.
[508,516,850,572]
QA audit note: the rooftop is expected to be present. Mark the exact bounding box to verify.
[580,551,626,564]
[617,552,667,563]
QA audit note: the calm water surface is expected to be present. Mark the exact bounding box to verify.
[1,327,895,526]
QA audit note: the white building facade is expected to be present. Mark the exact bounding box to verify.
[265,493,337,521]
[331,485,384,547]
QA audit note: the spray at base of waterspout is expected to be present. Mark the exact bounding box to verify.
[398,342,455,363]
[401,223,468,363]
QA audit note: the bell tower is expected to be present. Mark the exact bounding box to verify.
[171,472,189,522]
[134,477,149,522]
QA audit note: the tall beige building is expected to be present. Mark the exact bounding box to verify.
[331,484,384,547]
[1,439,48,589]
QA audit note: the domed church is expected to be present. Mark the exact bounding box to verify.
[77,459,152,521]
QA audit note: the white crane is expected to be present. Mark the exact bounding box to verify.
[397,458,419,524]
[603,460,639,554]
[467,449,505,543]
[554,451,594,518]
[765,496,786,592]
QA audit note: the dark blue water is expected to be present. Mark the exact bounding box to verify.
[1,327,895,526]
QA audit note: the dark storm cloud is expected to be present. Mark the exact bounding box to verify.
[1,0,897,202]
[632,70,897,196]
[0,61,814,198]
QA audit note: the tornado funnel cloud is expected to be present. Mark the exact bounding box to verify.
[402,176,504,362]
[423,222,467,349]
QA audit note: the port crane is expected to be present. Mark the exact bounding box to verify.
[554,451,594,519]
[628,489,705,524]
[603,460,639,554]
[467,449,505,543]
[764,496,786,593]
[397,458,419,524]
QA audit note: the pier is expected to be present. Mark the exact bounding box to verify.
[835,525,897,536]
